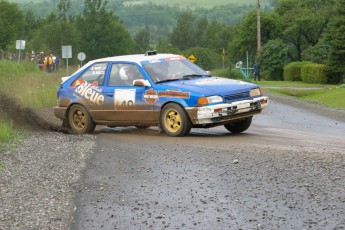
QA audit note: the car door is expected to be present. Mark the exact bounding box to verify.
[100,63,155,124]
[70,62,108,119]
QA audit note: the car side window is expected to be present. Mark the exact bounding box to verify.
[109,63,143,86]
[72,62,107,87]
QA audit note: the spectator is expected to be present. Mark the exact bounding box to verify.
[55,55,61,71]
[253,63,260,81]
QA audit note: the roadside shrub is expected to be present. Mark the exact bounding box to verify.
[211,68,243,79]
[301,63,327,83]
[284,62,311,81]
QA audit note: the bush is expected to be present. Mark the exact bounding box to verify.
[211,68,243,79]
[301,63,327,83]
[284,62,311,81]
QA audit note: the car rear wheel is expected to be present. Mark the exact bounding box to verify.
[224,116,252,133]
[68,104,96,133]
[160,103,191,137]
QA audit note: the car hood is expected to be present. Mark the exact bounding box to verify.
[158,76,258,96]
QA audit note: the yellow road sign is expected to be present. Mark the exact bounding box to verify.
[188,54,196,62]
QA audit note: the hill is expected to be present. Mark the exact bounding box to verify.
[9,0,271,9]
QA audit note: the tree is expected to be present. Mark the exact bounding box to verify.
[275,0,335,61]
[0,1,24,50]
[77,0,134,60]
[228,10,281,65]
[30,19,81,57]
[134,28,151,53]
[325,0,345,83]
[57,0,71,21]
[169,11,195,50]
[194,17,208,47]
[183,47,221,70]
[258,39,288,80]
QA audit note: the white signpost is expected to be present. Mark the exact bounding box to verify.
[16,40,25,62]
[62,45,72,75]
[77,52,86,67]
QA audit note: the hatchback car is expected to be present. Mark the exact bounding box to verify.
[54,51,268,136]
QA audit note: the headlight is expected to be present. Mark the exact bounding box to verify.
[250,88,262,97]
[197,95,223,105]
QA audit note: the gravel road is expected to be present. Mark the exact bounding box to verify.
[0,92,344,229]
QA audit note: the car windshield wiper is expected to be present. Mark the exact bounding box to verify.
[155,78,181,83]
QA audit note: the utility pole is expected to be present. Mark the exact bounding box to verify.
[256,0,261,53]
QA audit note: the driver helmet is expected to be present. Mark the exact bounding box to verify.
[119,65,138,80]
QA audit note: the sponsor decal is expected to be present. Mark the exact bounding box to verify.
[143,88,159,105]
[166,56,185,61]
[115,89,136,110]
[74,82,104,105]
[143,88,190,104]
[158,90,190,98]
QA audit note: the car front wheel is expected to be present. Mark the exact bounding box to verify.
[68,104,96,134]
[160,103,191,137]
[224,116,252,133]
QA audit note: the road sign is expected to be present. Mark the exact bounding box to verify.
[62,45,72,75]
[77,52,86,61]
[16,40,25,50]
[188,54,196,62]
[62,45,72,59]
[16,40,25,62]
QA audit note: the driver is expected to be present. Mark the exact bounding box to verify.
[146,61,169,82]
[119,65,141,85]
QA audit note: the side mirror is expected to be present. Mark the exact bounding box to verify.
[133,79,151,87]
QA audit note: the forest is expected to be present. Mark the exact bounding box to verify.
[0,0,344,83]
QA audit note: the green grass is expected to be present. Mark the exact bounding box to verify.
[0,120,13,143]
[255,81,345,109]
[0,61,75,153]
[0,120,24,153]
[255,80,336,88]
[0,61,68,109]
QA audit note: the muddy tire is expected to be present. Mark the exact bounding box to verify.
[224,116,252,133]
[68,104,95,134]
[160,103,191,137]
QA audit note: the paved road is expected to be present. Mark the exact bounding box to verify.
[71,96,345,229]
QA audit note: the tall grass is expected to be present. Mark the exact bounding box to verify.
[0,120,13,143]
[0,120,23,152]
[0,61,64,108]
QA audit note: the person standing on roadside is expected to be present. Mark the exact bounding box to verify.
[55,55,60,71]
[44,54,53,72]
[253,63,260,81]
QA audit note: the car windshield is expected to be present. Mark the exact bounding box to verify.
[143,58,210,83]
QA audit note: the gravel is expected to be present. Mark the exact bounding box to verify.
[0,95,96,230]
[0,131,95,230]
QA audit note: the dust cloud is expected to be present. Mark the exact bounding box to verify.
[0,92,71,133]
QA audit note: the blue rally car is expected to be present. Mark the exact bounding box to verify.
[54,51,269,137]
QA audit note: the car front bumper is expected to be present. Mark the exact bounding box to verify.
[186,96,269,125]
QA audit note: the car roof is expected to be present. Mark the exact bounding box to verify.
[66,53,184,80]
[88,53,183,65]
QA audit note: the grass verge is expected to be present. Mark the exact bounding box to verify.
[0,61,76,154]
[0,120,25,154]
[0,61,66,109]
[256,81,345,109]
